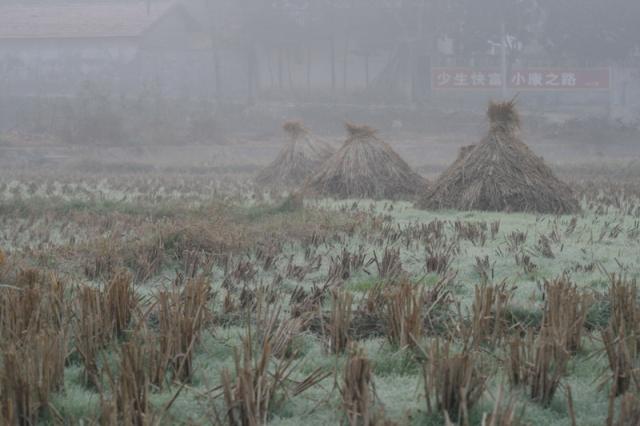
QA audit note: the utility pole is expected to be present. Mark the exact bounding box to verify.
[501,20,508,99]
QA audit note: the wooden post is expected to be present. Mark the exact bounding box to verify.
[278,47,283,89]
[287,49,293,91]
[364,53,370,88]
[247,45,258,104]
[331,37,336,91]
[608,66,615,119]
[214,48,221,97]
[343,39,349,93]
[306,46,311,93]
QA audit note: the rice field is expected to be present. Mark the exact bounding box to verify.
[1,167,639,426]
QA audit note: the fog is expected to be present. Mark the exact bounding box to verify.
[3,3,640,424]
[0,0,639,174]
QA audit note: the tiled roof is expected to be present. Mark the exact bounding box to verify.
[0,2,176,39]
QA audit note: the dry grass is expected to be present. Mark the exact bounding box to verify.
[542,277,592,353]
[255,121,334,188]
[0,269,69,343]
[462,281,513,348]
[218,328,330,426]
[487,99,521,131]
[106,270,137,337]
[481,383,526,426]
[345,123,378,139]
[3,170,640,425]
[304,123,426,200]
[425,238,458,276]
[1,331,67,425]
[101,340,154,426]
[327,247,368,283]
[601,326,638,398]
[507,328,569,407]
[341,345,374,426]
[282,121,307,138]
[73,272,138,388]
[75,286,111,388]
[609,392,640,426]
[608,275,640,358]
[157,276,212,383]
[373,248,404,282]
[327,289,353,354]
[255,299,306,360]
[420,340,486,425]
[383,280,424,348]
[0,267,70,425]
[419,100,579,214]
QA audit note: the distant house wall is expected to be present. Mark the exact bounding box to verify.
[0,3,234,100]
[0,1,636,113]
[0,38,138,96]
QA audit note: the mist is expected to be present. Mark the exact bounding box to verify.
[0,0,638,173]
[1,2,640,425]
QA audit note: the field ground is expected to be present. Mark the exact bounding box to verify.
[1,156,640,426]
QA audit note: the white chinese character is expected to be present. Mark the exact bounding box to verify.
[488,73,502,86]
[470,72,486,86]
[453,72,469,86]
[528,72,543,87]
[436,72,451,86]
[511,72,526,86]
[561,72,577,86]
[545,73,560,86]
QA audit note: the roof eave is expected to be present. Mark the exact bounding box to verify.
[0,35,142,42]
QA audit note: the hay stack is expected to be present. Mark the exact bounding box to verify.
[255,121,334,188]
[418,100,579,214]
[304,123,426,199]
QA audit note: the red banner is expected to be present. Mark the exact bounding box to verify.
[431,68,610,90]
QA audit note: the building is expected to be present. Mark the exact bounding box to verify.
[0,2,217,98]
[0,1,419,103]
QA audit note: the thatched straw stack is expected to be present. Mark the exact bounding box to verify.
[418,100,579,214]
[255,121,334,188]
[304,123,426,199]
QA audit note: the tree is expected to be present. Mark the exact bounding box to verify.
[538,0,640,63]
[436,0,541,58]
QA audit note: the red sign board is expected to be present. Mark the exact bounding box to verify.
[431,68,610,90]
